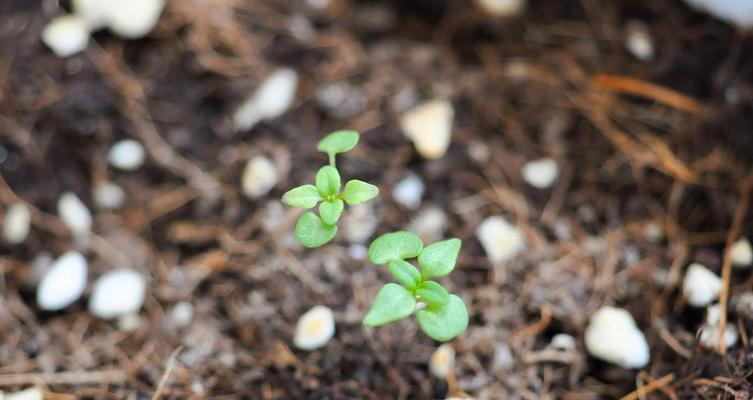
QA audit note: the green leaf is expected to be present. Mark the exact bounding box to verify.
[281,184,321,208]
[315,166,341,197]
[416,294,468,341]
[387,260,422,290]
[295,211,337,248]
[341,180,379,205]
[368,231,424,265]
[418,238,461,278]
[363,283,416,327]
[319,199,344,225]
[317,130,360,156]
[416,281,449,307]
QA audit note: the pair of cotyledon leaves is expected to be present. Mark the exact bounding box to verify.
[363,231,469,342]
[281,131,379,248]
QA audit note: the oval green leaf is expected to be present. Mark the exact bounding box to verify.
[368,231,424,265]
[363,283,416,327]
[295,211,337,248]
[416,281,449,307]
[281,184,321,209]
[315,166,341,197]
[319,199,344,225]
[341,180,379,205]
[418,238,461,278]
[416,294,468,341]
[317,130,360,155]
[387,259,422,290]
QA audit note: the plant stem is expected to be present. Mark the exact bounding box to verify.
[328,153,336,168]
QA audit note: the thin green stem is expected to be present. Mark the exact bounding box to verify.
[328,153,336,168]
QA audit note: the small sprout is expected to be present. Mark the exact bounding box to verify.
[363,232,469,341]
[281,130,379,248]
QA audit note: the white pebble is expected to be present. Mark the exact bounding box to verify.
[3,203,31,244]
[104,0,166,38]
[89,269,146,319]
[58,192,92,238]
[348,244,368,260]
[93,181,126,210]
[521,158,559,189]
[117,312,141,332]
[625,21,654,61]
[584,306,649,369]
[108,139,145,171]
[429,343,455,378]
[400,99,454,159]
[699,304,738,349]
[342,204,379,244]
[168,301,194,329]
[305,0,331,9]
[731,237,752,268]
[293,305,335,350]
[683,263,722,307]
[392,173,425,209]
[475,216,526,264]
[551,333,576,351]
[477,0,525,16]
[72,0,109,30]
[682,0,753,29]
[407,206,447,244]
[5,387,44,400]
[241,156,278,199]
[233,68,298,131]
[37,251,87,311]
[41,14,90,58]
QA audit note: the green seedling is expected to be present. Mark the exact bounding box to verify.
[363,231,469,341]
[282,130,379,248]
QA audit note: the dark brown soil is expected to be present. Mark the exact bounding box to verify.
[2,0,753,398]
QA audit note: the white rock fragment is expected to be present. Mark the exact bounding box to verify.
[37,251,87,311]
[683,0,753,29]
[584,306,649,369]
[117,312,141,332]
[5,387,44,400]
[58,192,92,238]
[305,0,331,10]
[347,244,368,260]
[683,263,722,307]
[3,203,31,244]
[72,0,110,30]
[167,301,194,329]
[108,139,146,171]
[104,0,166,39]
[293,305,335,350]
[93,181,126,210]
[89,269,147,319]
[699,304,738,350]
[241,156,278,199]
[731,237,752,268]
[407,206,447,244]
[521,158,559,189]
[41,14,90,57]
[429,343,455,378]
[477,0,525,16]
[625,21,654,61]
[233,68,298,131]
[392,173,425,209]
[551,333,576,351]
[475,216,526,264]
[342,204,378,244]
[400,99,454,159]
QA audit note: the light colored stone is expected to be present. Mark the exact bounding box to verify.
[731,237,752,268]
[551,333,576,351]
[400,99,454,159]
[293,305,335,350]
[233,68,298,131]
[407,206,447,244]
[117,312,141,332]
[89,269,146,319]
[521,158,558,189]
[342,204,378,244]
[58,192,92,238]
[108,139,145,171]
[625,21,654,61]
[241,156,278,199]
[168,301,194,329]
[392,173,424,209]
[5,387,43,400]
[475,216,525,263]
[37,251,87,311]
[429,343,455,378]
[3,203,31,244]
[683,263,722,307]
[72,0,109,30]
[105,0,166,38]
[93,181,126,210]
[477,0,525,16]
[699,304,738,349]
[683,0,753,29]
[348,244,368,260]
[42,14,90,57]
[584,306,649,369]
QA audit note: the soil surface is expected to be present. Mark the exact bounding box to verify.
[2,0,753,399]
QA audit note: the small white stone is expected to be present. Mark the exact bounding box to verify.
[392,174,425,209]
[93,181,126,210]
[305,0,331,9]
[41,14,90,58]
[117,312,141,332]
[72,0,110,30]
[477,0,525,16]
[551,333,576,351]
[3,203,31,244]
[105,0,166,39]
[731,237,752,268]
[5,387,43,400]
[58,192,92,238]
[167,301,194,329]
[108,139,146,171]
[293,305,335,350]
[699,306,738,350]
[625,21,654,61]
[89,269,147,319]
[682,0,753,29]
[348,244,368,260]
[37,251,87,311]
[400,99,454,160]
[241,156,278,199]
[584,306,649,369]
[521,158,559,189]
[342,204,379,244]
[683,263,723,307]
[475,216,526,264]
[407,206,447,244]
[429,343,455,378]
[234,68,298,131]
